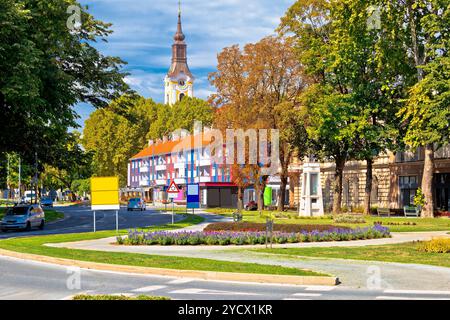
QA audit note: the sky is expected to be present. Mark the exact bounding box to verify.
[75,0,294,128]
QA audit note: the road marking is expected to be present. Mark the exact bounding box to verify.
[292,293,322,297]
[132,285,167,293]
[384,289,450,295]
[283,298,313,300]
[167,278,194,285]
[169,288,259,296]
[376,296,450,300]
[109,293,134,297]
[305,286,335,292]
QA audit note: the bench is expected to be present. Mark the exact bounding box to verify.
[377,208,391,217]
[404,206,420,218]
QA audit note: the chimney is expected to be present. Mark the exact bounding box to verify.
[148,140,154,147]
[163,136,168,143]
[172,132,180,141]
[156,138,162,145]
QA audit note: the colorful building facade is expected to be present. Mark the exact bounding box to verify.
[128,134,237,207]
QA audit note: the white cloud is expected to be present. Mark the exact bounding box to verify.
[75,0,294,124]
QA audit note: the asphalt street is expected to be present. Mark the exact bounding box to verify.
[0,205,184,239]
[0,255,449,300]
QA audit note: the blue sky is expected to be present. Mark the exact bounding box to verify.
[75,0,294,128]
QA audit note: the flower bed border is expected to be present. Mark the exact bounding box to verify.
[119,225,391,246]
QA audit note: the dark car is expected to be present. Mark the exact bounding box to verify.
[245,201,258,211]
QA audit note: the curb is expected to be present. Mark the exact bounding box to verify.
[0,248,338,286]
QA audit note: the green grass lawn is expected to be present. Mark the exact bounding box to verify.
[0,207,64,223]
[0,214,325,277]
[205,208,450,232]
[254,242,450,268]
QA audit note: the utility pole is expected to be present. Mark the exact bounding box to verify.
[34,151,38,204]
[18,157,21,200]
[6,154,10,199]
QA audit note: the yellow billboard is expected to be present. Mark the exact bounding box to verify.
[91,177,120,211]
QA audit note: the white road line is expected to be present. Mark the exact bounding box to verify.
[169,288,259,296]
[305,286,335,292]
[376,296,450,300]
[384,289,450,295]
[283,298,313,300]
[292,293,322,297]
[167,279,194,285]
[132,285,167,293]
[109,293,134,297]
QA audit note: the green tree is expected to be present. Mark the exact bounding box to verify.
[397,0,449,217]
[0,0,129,164]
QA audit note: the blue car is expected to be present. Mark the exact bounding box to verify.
[127,198,146,211]
[40,197,54,208]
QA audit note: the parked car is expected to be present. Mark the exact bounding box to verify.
[0,204,45,232]
[23,191,37,204]
[40,197,54,208]
[127,198,146,211]
[245,200,258,211]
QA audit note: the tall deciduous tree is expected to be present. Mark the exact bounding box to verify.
[210,37,308,211]
[0,0,129,163]
[397,0,449,217]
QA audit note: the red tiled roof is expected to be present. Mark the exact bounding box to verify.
[131,133,214,160]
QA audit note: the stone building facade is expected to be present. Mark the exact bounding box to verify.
[288,145,450,212]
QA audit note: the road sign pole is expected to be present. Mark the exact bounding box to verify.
[172,199,174,225]
[93,211,96,233]
[116,210,119,233]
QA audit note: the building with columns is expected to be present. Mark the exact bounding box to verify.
[164,8,194,105]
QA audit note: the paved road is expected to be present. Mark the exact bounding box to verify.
[0,255,449,300]
[0,205,184,239]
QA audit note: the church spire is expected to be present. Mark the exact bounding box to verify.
[174,2,185,43]
[164,0,194,105]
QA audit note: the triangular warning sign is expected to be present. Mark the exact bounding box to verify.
[167,180,180,193]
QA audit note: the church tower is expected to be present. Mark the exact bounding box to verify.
[164,2,194,105]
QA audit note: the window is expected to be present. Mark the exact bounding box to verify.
[310,174,319,196]
[179,93,185,101]
[435,173,450,211]
[399,176,419,206]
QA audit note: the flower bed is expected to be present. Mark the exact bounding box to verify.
[203,222,351,233]
[417,238,450,253]
[118,225,391,246]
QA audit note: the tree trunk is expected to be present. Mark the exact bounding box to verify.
[364,158,373,215]
[333,158,346,214]
[237,186,243,212]
[277,174,288,212]
[256,176,268,211]
[421,144,435,217]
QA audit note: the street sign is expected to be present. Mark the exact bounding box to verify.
[187,183,200,209]
[167,180,180,193]
[91,177,120,211]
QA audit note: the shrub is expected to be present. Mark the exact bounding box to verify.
[374,221,417,226]
[204,222,350,233]
[333,214,366,224]
[417,238,450,253]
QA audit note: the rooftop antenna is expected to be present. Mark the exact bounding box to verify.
[178,0,181,16]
